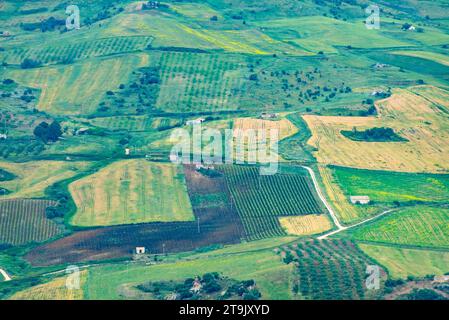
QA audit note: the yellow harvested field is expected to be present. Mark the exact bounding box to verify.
[69,160,194,227]
[410,85,449,112]
[304,86,449,173]
[279,214,332,236]
[10,271,87,300]
[233,117,298,140]
[232,117,298,163]
[0,161,91,199]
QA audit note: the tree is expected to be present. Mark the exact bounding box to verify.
[33,121,62,143]
[20,58,41,69]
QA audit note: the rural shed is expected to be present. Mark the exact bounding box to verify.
[350,196,370,205]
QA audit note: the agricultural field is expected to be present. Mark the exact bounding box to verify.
[69,160,194,227]
[87,115,183,132]
[255,16,411,54]
[84,248,294,300]
[156,52,245,112]
[10,271,87,300]
[348,206,449,249]
[331,166,449,204]
[25,165,245,265]
[359,244,449,279]
[220,165,325,240]
[0,199,60,245]
[279,214,332,236]
[304,87,449,173]
[232,116,298,162]
[318,165,383,224]
[1,0,449,302]
[0,161,91,199]
[5,53,151,115]
[281,239,384,300]
[391,51,449,67]
[0,36,154,66]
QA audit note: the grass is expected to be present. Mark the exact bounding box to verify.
[0,199,60,245]
[254,16,411,53]
[156,52,244,113]
[69,160,194,227]
[87,116,182,132]
[331,166,449,204]
[349,206,449,249]
[304,86,449,173]
[0,161,91,199]
[10,271,87,300]
[1,36,154,66]
[359,244,449,279]
[86,249,293,300]
[6,53,150,115]
[279,214,332,236]
[392,51,449,67]
[318,165,383,224]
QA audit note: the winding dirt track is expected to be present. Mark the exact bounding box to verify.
[0,268,11,281]
[301,165,396,239]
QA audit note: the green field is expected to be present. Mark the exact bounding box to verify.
[255,16,411,53]
[331,166,449,204]
[0,36,154,66]
[359,244,449,279]
[69,160,194,227]
[86,247,293,300]
[6,53,151,115]
[87,116,183,132]
[156,52,244,112]
[0,161,92,199]
[348,206,449,249]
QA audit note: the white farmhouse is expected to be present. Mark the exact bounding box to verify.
[350,196,370,205]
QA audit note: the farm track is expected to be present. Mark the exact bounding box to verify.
[0,268,11,281]
[301,165,398,240]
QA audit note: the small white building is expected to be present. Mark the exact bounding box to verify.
[350,196,370,205]
[433,275,449,283]
[135,247,146,254]
[0,133,7,140]
[408,25,416,31]
[260,112,277,119]
[195,164,214,170]
[125,148,130,156]
[186,118,205,126]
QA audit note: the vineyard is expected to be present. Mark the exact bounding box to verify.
[220,165,325,240]
[349,206,449,249]
[282,239,381,300]
[0,36,154,66]
[0,199,60,245]
[156,52,244,112]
